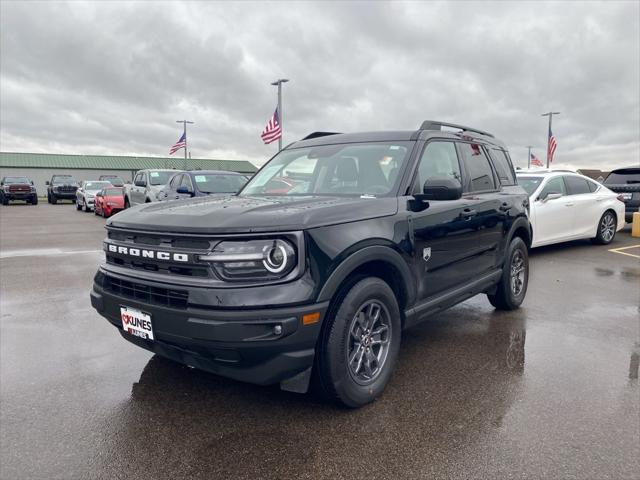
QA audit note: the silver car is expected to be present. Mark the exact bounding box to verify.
[76,181,112,212]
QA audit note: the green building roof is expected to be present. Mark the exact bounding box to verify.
[0,152,257,174]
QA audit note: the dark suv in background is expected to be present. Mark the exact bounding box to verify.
[46,174,78,204]
[603,167,640,222]
[90,120,531,407]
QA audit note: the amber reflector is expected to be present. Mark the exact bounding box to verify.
[302,312,320,325]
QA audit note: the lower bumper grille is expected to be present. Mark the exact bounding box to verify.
[100,273,188,309]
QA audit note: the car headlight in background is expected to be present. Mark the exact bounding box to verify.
[200,239,297,281]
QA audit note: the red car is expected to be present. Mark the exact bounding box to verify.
[94,186,125,218]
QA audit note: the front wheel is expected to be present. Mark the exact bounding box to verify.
[591,211,617,245]
[31,196,38,205]
[487,236,529,310]
[124,197,130,209]
[314,277,401,408]
[50,195,57,205]
[76,200,82,210]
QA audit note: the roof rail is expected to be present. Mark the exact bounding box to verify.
[301,131,342,140]
[419,120,494,138]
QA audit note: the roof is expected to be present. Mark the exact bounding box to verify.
[0,152,257,174]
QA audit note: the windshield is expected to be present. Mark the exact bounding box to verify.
[604,170,640,185]
[4,177,30,184]
[149,171,175,185]
[84,181,111,191]
[241,142,412,197]
[194,174,247,193]
[517,176,544,196]
[52,176,76,184]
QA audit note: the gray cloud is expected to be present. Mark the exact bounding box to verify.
[1,0,638,169]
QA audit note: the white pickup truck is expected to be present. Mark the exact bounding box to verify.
[123,169,182,208]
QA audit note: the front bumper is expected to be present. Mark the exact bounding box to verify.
[3,192,36,200]
[52,191,77,199]
[90,272,328,388]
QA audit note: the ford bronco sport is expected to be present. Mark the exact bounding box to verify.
[90,121,531,407]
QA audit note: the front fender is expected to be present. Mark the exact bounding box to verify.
[316,245,416,306]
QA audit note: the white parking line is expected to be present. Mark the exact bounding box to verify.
[0,248,102,259]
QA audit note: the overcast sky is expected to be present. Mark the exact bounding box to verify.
[1,0,638,170]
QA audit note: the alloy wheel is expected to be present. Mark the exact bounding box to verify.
[600,213,615,243]
[510,250,526,296]
[346,300,392,385]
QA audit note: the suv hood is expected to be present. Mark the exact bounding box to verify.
[108,195,398,234]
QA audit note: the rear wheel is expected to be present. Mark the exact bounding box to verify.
[591,210,617,245]
[314,277,401,408]
[487,236,529,310]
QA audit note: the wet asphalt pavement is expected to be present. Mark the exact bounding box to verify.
[1,203,638,479]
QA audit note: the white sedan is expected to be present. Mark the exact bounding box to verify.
[517,171,625,248]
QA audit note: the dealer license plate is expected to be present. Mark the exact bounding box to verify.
[120,306,154,340]
[621,193,633,200]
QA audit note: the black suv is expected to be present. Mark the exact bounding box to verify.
[46,174,78,204]
[90,121,531,407]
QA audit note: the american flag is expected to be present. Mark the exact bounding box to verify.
[261,109,282,144]
[530,153,544,167]
[169,132,186,155]
[547,127,557,163]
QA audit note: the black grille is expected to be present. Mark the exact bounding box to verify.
[101,274,188,309]
[106,255,210,277]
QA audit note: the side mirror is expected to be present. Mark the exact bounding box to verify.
[422,176,463,201]
[134,180,146,187]
[45,181,50,185]
[176,185,193,195]
[541,192,562,203]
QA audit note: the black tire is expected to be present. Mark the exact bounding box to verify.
[47,193,51,204]
[314,277,401,408]
[591,210,617,245]
[124,197,130,209]
[487,236,528,310]
[76,200,82,210]
[2,196,8,206]
[31,196,38,205]
[83,200,90,212]
[51,194,57,205]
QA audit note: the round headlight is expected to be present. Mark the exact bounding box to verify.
[263,244,288,273]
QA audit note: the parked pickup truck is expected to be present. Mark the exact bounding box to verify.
[603,167,640,222]
[0,176,38,205]
[46,175,78,204]
[123,169,181,208]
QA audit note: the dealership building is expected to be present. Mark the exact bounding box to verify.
[0,152,257,195]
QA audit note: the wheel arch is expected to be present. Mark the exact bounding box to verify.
[507,216,532,250]
[316,246,416,325]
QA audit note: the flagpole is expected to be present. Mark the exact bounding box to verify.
[541,111,560,168]
[271,79,289,151]
[526,146,533,169]
[176,119,194,169]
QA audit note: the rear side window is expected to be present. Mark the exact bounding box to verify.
[564,175,591,195]
[587,180,599,193]
[169,174,182,188]
[490,149,516,185]
[458,143,496,192]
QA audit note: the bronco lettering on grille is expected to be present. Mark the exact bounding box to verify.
[106,243,189,262]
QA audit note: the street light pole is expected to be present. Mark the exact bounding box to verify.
[176,120,194,169]
[541,112,560,168]
[270,79,289,151]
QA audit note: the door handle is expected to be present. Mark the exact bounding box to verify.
[460,209,477,220]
